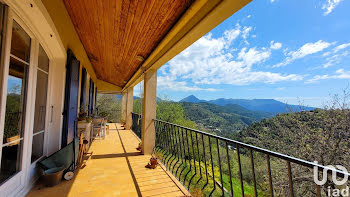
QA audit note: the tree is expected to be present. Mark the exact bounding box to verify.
[239,89,350,196]
[96,94,122,122]
[156,99,197,129]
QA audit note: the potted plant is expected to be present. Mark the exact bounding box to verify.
[136,142,142,151]
[120,119,126,129]
[86,115,93,123]
[145,156,158,169]
[78,111,87,121]
[150,157,158,165]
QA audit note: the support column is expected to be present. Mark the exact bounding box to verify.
[121,92,127,123]
[142,70,157,155]
[126,87,133,130]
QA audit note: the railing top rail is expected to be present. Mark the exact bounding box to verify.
[154,118,350,178]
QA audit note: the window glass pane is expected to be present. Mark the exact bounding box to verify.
[31,133,44,163]
[38,45,49,72]
[11,21,31,62]
[1,57,27,184]
[0,141,23,183]
[33,71,48,134]
[3,57,28,144]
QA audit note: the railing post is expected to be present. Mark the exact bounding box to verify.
[142,69,157,155]
[121,92,127,122]
[126,87,133,130]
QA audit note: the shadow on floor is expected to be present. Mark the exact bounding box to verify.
[91,152,140,159]
[26,124,188,197]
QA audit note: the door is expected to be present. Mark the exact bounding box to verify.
[31,44,50,163]
[62,49,80,147]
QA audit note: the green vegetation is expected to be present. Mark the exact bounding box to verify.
[4,85,22,139]
[96,94,121,122]
[154,134,260,197]
[4,93,21,139]
[97,91,349,196]
[237,107,350,196]
[133,98,197,128]
[153,91,350,196]
[182,102,271,139]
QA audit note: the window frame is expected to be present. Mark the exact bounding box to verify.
[31,43,50,164]
[0,6,53,185]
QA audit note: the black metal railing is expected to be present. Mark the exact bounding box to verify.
[131,112,142,139]
[154,119,350,197]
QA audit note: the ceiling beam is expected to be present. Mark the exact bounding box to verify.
[96,79,122,92]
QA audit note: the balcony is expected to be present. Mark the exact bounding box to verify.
[26,123,189,197]
[131,116,348,197]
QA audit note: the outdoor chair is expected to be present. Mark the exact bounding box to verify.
[92,118,105,140]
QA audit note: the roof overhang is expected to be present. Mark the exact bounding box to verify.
[63,0,252,92]
[122,0,252,92]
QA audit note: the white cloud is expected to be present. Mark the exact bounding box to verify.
[322,0,343,15]
[333,43,350,53]
[224,26,240,46]
[270,41,282,50]
[241,26,252,44]
[335,69,350,79]
[270,0,275,3]
[238,47,271,67]
[158,27,303,90]
[306,74,330,83]
[157,75,218,92]
[322,51,349,68]
[306,69,350,83]
[273,40,333,67]
[317,43,350,68]
[242,26,252,40]
[322,51,332,57]
[247,15,251,18]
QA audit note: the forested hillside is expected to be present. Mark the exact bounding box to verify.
[98,91,349,196]
[182,102,272,138]
[180,95,315,114]
[238,108,350,167]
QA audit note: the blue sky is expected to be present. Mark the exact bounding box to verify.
[137,0,350,107]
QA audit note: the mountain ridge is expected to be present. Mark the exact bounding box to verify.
[180,95,314,114]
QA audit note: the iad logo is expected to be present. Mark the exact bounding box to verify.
[313,161,349,197]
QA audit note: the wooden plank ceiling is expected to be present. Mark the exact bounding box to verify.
[64,0,194,87]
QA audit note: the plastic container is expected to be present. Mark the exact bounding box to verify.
[41,166,65,187]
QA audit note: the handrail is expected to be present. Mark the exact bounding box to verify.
[154,119,349,178]
[153,118,350,197]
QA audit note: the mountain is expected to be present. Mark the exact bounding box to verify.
[180,96,314,114]
[208,98,314,114]
[182,102,272,138]
[180,95,206,103]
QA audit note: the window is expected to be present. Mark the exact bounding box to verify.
[31,45,49,163]
[88,79,94,115]
[0,3,53,186]
[1,20,30,183]
[80,68,86,112]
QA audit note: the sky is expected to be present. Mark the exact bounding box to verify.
[136,0,350,108]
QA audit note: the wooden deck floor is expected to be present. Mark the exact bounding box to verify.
[26,123,189,197]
